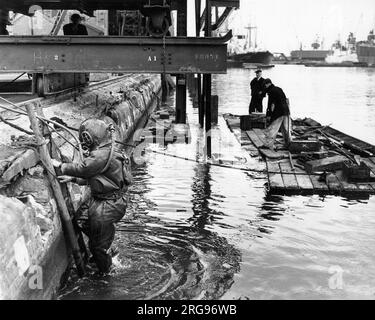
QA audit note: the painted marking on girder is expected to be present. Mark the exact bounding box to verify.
[195,53,220,62]
[33,50,43,64]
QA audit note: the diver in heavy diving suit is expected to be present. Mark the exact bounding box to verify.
[52,119,132,274]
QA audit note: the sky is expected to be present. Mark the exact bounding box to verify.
[188,0,375,54]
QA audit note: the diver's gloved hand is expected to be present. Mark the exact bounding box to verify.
[51,159,62,168]
[58,175,75,184]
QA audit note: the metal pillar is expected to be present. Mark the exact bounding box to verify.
[108,10,119,35]
[176,75,187,123]
[176,0,187,124]
[0,9,9,35]
[161,73,168,103]
[204,0,212,158]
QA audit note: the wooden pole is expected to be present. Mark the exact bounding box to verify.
[26,104,86,277]
[198,75,204,127]
[176,0,187,124]
[195,0,204,128]
[204,0,212,158]
[35,105,89,263]
[204,74,212,158]
[161,73,167,103]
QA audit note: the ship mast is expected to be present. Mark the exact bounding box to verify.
[245,24,257,50]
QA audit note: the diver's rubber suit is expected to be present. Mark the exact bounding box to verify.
[62,146,132,273]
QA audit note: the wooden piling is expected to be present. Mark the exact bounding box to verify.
[176,0,188,124]
[204,0,212,158]
[195,0,204,128]
[198,74,204,128]
[176,75,187,123]
[211,95,218,125]
[204,74,212,158]
[26,104,86,277]
[161,73,168,103]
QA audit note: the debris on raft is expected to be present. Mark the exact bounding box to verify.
[224,114,375,195]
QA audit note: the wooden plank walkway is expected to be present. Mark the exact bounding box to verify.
[246,130,264,148]
[224,114,375,196]
[266,160,284,192]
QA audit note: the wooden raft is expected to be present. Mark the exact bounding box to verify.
[224,114,375,196]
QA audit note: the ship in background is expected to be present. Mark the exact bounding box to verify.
[357,30,375,66]
[227,24,273,67]
[290,36,332,62]
[325,32,358,64]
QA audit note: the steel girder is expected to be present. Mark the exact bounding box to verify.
[0,32,232,74]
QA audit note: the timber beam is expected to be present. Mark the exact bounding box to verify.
[212,7,234,31]
[200,7,234,31]
[199,1,237,32]
[0,33,231,74]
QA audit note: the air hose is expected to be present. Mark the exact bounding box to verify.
[0,96,84,161]
[99,124,116,174]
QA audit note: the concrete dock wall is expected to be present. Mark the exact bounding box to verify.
[0,74,162,299]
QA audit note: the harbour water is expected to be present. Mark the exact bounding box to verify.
[59,65,375,300]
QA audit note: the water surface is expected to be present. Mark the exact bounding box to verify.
[59,65,375,300]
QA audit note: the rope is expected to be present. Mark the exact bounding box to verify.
[115,140,137,148]
[0,114,33,135]
[148,149,266,173]
[113,138,322,176]
[148,149,328,176]
[0,96,83,160]
[41,120,80,152]
[99,125,116,174]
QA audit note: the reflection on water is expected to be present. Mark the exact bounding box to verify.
[59,159,241,300]
[60,66,375,300]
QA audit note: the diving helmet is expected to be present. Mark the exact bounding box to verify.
[79,119,112,150]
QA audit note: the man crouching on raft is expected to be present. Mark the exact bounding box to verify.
[52,118,132,274]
